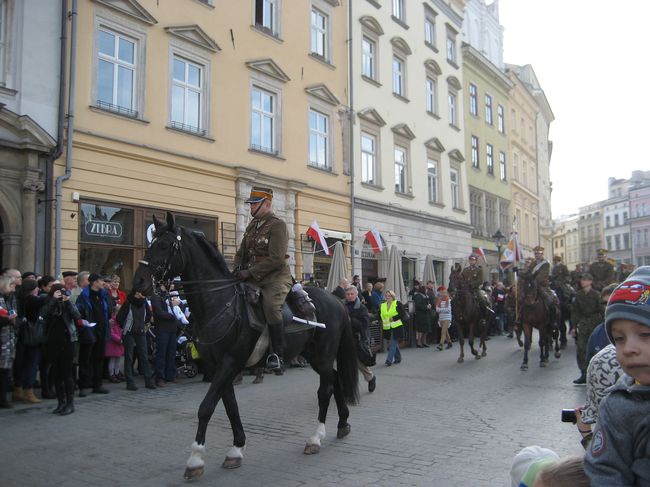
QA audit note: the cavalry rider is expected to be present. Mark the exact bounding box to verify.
[588,248,616,292]
[550,255,571,288]
[523,246,558,324]
[234,186,292,374]
[460,254,493,318]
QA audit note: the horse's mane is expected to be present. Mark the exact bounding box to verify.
[182,227,233,277]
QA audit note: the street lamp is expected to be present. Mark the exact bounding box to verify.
[492,229,505,282]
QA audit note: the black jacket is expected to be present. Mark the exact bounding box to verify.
[345,297,370,343]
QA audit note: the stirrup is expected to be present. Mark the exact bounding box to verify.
[266,353,284,370]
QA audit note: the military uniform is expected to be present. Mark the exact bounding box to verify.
[234,211,292,325]
[589,250,616,292]
[551,261,570,286]
[571,287,604,373]
[460,260,490,312]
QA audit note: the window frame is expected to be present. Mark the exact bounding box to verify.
[310,6,329,61]
[427,157,439,204]
[445,24,457,65]
[486,143,494,175]
[169,49,210,136]
[450,167,460,209]
[392,0,405,23]
[448,90,457,127]
[423,5,437,49]
[253,0,281,38]
[250,85,278,155]
[360,130,378,186]
[394,144,408,194]
[392,55,405,97]
[95,27,138,116]
[469,83,478,116]
[308,107,331,170]
[485,93,493,125]
[425,76,437,114]
[361,35,376,80]
[497,104,505,133]
[499,151,506,181]
[471,135,479,168]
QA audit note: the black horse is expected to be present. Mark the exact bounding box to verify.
[133,213,359,480]
[448,274,487,363]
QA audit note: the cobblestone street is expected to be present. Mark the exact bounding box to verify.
[0,335,585,487]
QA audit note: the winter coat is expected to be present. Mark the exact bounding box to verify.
[104,318,124,358]
[43,296,80,344]
[116,296,151,336]
[75,287,110,338]
[413,292,432,333]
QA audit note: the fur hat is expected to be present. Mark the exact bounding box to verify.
[605,266,650,343]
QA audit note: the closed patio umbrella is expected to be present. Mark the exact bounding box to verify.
[422,255,437,287]
[377,246,389,279]
[384,245,408,303]
[325,241,347,292]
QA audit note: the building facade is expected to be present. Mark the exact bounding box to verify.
[578,201,603,264]
[350,0,471,288]
[552,214,579,271]
[0,0,62,272]
[630,183,650,267]
[462,0,512,282]
[602,195,631,264]
[54,0,351,286]
[505,64,540,255]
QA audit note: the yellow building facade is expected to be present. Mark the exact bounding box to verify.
[54,0,350,285]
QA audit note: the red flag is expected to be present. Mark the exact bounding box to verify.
[365,228,384,254]
[474,247,487,264]
[306,220,329,256]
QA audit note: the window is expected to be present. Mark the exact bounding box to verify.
[513,153,519,181]
[614,214,619,226]
[446,25,457,64]
[499,199,510,234]
[624,211,628,222]
[511,109,516,131]
[624,233,630,249]
[361,132,376,185]
[362,37,375,79]
[485,94,492,125]
[427,159,438,203]
[171,56,204,134]
[310,8,328,59]
[424,5,437,48]
[392,56,404,96]
[448,91,457,126]
[470,190,484,234]
[392,0,405,22]
[394,146,407,193]
[255,0,278,36]
[497,105,505,133]
[605,215,610,228]
[606,236,612,251]
[469,83,478,116]
[450,168,459,209]
[97,28,137,115]
[486,144,494,175]
[471,135,479,168]
[485,196,497,234]
[522,160,527,186]
[309,109,329,169]
[614,234,621,251]
[425,77,437,113]
[499,151,506,181]
[251,86,276,154]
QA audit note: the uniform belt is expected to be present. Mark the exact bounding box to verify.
[250,255,269,263]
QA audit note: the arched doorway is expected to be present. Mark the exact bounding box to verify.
[0,215,4,269]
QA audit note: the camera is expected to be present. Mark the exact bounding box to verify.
[62,290,71,297]
[561,409,577,423]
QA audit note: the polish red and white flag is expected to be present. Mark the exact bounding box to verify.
[474,247,488,264]
[365,228,384,254]
[306,220,330,256]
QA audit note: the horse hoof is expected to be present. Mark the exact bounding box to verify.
[304,443,320,455]
[554,352,561,359]
[474,354,481,360]
[520,364,528,371]
[481,351,487,357]
[184,466,204,481]
[222,456,242,469]
[457,357,464,363]
[337,424,351,439]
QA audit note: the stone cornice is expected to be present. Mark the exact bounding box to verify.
[354,197,473,233]
[462,43,512,93]
[428,0,463,28]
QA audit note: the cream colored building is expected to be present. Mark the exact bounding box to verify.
[552,214,579,271]
[53,0,351,285]
[505,64,540,256]
[350,0,471,288]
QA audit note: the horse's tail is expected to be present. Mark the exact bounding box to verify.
[336,314,360,406]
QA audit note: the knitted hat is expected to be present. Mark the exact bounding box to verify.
[510,446,559,487]
[605,266,650,343]
[582,344,622,424]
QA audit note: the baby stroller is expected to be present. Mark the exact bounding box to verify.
[176,329,200,378]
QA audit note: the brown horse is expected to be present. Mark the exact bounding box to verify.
[518,272,561,370]
[449,274,487,363]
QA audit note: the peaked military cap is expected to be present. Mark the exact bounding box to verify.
[553,255,562,262]
[62,271,78,278]
[533,246,544,253]
[597,248,608,255]
[245,186,273,204]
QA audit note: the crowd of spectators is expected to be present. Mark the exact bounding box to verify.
[0,267,192,413]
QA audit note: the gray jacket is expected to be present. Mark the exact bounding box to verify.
[584,374,650,486]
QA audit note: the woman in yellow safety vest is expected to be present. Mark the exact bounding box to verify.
[380,290,405,366]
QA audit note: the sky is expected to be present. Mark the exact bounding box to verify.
[497,0,649,218]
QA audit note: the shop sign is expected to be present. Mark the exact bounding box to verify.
[85,220,123,239]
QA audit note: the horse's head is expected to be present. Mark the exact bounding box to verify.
[521,273,538,304]
[134,212,186,295]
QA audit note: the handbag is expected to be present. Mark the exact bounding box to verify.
[19,316,45,347]
[354,333,376,367]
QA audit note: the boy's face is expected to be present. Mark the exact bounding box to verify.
[610,319,650,386]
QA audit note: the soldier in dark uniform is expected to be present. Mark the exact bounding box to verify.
[588,248,616,292]
[523,246,557,322]
[570,273,604,384]
[570,264,584,291]
[460,255,492,316]
[234,187,292,373]
[550,255,570,287]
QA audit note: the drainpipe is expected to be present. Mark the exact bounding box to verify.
[44,0,69,274]
[347,0,355,276]
[55,0,77,278]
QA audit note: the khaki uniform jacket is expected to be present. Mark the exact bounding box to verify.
[571,289,603,328]
[528,259,550,287]
[460,265,483,290]
[551,263,570,285]
[234,212,292,288]
[589,261,616,291]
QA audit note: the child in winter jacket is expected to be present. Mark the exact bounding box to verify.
[105,315,124,383]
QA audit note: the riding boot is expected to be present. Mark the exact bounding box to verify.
[266,323,286,375]
[52,384,65,414]
[59,389,75,416]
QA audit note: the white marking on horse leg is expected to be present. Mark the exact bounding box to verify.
[187,441,206,469]
[307,422,326,446]
[225,445,245,459]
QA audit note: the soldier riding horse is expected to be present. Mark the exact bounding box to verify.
[133,212,359,481]
[449,261,487,363]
